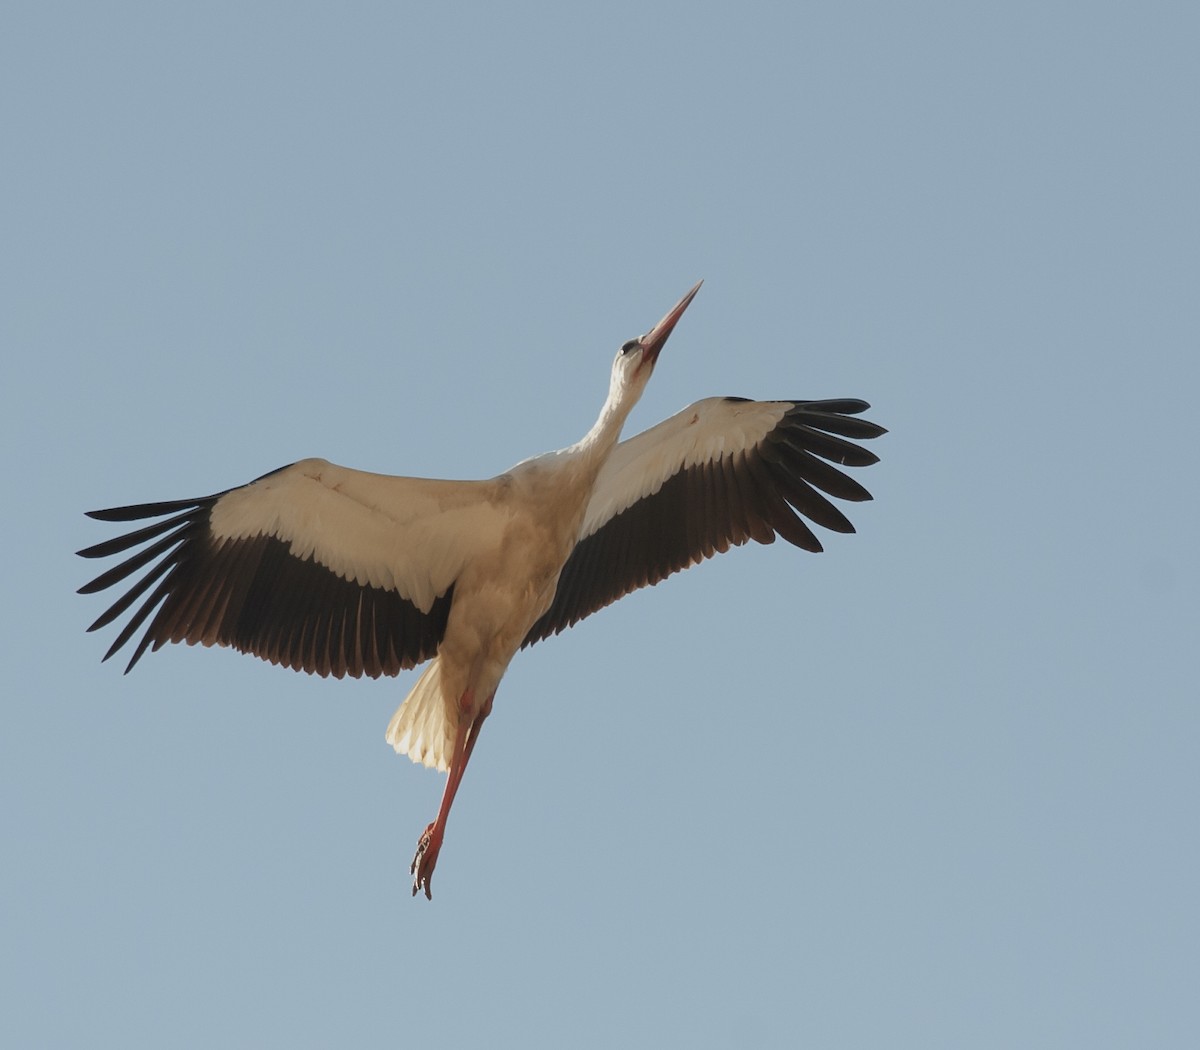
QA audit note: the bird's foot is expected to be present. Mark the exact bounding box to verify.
[411,821,442,900]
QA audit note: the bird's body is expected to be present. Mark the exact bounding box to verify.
[79,283,885,897]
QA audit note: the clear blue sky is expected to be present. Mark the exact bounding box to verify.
[4,3,1197,1047]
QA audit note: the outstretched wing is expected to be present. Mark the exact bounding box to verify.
[79,458,510,677]
[523,397,884,646]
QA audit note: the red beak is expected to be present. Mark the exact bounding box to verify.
[640,280,703,366]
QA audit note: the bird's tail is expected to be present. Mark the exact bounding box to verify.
[386,657,454,773]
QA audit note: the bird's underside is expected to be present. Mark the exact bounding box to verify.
[78,282,885,897]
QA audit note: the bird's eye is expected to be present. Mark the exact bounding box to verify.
[619,338,640,356]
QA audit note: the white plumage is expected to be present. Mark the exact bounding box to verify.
[78,281,885,898]
[209,460,510,612]
[578,397,793,536]
[386,657,452,772]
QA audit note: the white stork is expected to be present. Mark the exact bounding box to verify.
[78,282,885,898]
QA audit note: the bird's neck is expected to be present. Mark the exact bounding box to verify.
[571,382,638,468]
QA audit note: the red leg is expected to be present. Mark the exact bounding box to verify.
[410,691,495,899]
[461,691,494,766]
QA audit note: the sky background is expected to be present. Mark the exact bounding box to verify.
[4,2,1198,1047]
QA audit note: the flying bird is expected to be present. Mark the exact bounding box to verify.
[78,282,885,898]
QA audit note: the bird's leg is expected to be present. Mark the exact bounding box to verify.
[410,690,495,899]
[461,690,494,767]
[410,721,466,900]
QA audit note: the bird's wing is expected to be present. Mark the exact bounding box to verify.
[78,458,512,677]
[523,397,885,646]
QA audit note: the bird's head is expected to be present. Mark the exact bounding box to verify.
[611,280,703,395]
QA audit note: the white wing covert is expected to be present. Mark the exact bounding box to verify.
[523,397,884,646]
[78,458,510,677]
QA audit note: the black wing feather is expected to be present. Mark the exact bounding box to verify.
[523,399,884,647]
[79,483,453,678]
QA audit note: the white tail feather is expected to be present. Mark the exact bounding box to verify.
[385,658,454,772]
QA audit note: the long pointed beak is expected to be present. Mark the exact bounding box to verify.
[640,280,703,365]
